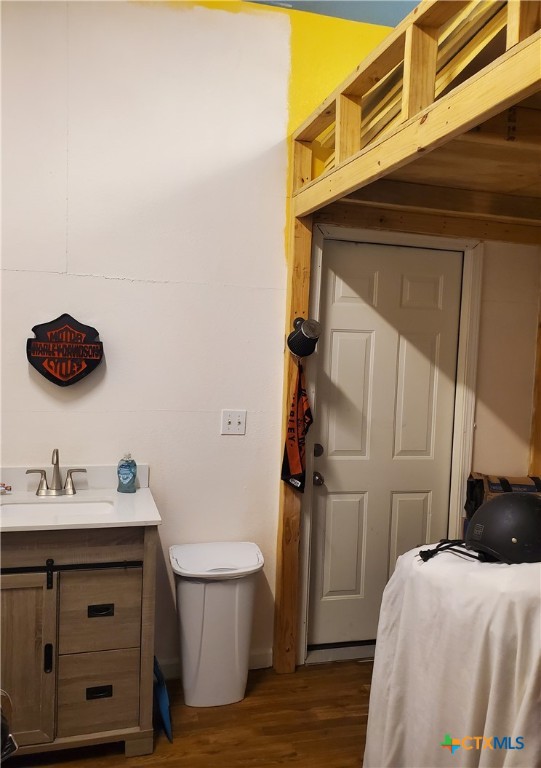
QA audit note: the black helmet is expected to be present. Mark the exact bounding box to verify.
[465,492,541,564]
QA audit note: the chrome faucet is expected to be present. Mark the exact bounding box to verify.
[50,448,62,491]
[26,449,87,496]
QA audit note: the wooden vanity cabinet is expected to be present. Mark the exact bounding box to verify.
[0,525,158,757]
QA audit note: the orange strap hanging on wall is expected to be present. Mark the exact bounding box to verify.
[281,363,313,493]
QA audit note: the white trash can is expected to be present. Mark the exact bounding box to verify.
[169,541,264,707]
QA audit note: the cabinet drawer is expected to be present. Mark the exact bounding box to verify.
[57,648,140,737]
[59,568,142,654]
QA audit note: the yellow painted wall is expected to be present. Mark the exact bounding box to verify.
[286,9,391,133]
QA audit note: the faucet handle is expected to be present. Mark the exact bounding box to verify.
[26,469,49,495]
[63,468,87,495]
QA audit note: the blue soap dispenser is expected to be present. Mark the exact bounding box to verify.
[117,454,137,493]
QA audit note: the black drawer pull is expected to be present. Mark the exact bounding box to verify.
[86,684,113,700]
[87,603,115,618]
[43,643,53,673]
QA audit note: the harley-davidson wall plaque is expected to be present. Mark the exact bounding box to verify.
[27,313,104,386]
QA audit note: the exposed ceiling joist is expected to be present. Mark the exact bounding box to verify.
[344,179,541,223]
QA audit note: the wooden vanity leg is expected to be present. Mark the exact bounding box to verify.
[124,731,155,756]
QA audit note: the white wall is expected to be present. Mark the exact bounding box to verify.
[472,242,541,476]
[1,0,290,670]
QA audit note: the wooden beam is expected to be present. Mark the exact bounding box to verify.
[507,0,541,49]
[274,214,312,674]
[412,0,470,29]
[294,32,541,217]
[314,201,541,244]
[293,141,312,190]
[336,94,362,164]
[530,315,541,475]
[345,179,541,223]
[402,23,438,119]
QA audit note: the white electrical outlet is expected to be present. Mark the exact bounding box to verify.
[220,410,247,435]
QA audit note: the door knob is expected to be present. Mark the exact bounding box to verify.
[313,471,325,487]
[313,443,324,457]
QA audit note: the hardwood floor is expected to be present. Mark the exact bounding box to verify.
[10,660,373,768]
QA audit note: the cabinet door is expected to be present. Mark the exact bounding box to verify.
[0,572,57,746]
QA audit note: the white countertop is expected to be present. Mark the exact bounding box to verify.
[0,487,162,532]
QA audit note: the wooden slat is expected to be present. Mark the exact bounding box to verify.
[459,105,541,149]
[294,32,541,216]
[410,139,541,195]
[345,179,541,222]
[273,214,312,675]
[358,65,403,151]
[438,0,504,56]
[344,34,406,99]
[436,4,507,94]
[314,201,541,244]
[402,23,438,119]
[386,135,541,197]
[507,0,541,48]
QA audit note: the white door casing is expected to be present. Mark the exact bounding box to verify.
[307,236,464,646]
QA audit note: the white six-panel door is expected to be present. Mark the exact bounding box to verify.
[308,240,463,644]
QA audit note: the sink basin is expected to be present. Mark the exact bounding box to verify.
[2,499,114,517]
[0,496,115,531]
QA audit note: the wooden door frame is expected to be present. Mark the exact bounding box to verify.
[273,215,486,674]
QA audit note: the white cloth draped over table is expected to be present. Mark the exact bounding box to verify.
[363,547,541,768]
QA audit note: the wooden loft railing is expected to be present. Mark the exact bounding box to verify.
[291,0,541,216]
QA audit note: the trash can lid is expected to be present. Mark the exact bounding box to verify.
[169,541,264,580]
